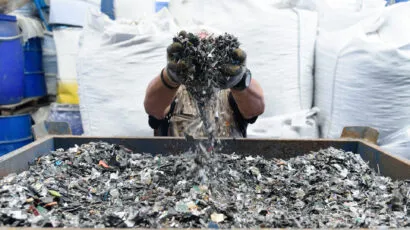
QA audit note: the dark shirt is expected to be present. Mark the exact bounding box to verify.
[148,92,258,137]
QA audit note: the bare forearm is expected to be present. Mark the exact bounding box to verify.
[144,70,179,119]
[231,78,265,119]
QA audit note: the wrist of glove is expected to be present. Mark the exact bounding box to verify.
[161,67,180,89]
[217,48,249,90]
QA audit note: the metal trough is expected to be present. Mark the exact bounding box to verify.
[1,135,410,180]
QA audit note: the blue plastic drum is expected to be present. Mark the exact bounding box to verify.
[0,14,24,105]
[0,114,33,156]
[24,37,47,97]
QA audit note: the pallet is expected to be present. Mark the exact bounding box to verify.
[0,96,52,116]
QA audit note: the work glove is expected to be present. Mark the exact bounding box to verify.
[165,30,249,90]
[217,48,248,90]
[165,31,196,86]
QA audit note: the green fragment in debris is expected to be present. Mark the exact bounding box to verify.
[255,185,262,193]
[157,157,161,167]
[36,206,47,215]
[49,190,62,197]
[175,201,189,213]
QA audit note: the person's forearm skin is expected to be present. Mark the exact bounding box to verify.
[144,71,179,120]
[231,78,265,119]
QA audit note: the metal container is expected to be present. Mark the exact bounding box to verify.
[1,136,409,181]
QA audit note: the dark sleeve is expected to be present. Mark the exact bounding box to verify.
[148,100,176,136]
[228,92,258,137]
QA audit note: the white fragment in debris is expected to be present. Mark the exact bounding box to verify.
[140,169,152,185]
[211,212,225,223]
[245,156,255,161]
[110,189,120,198]
[304,165,316,175]
[249,166,261,180]
[10,210,28,220]
[340,168,349,178]
[110,172,119,180]
[91,168,101,180]
[4,173,17,183]
[125,220,135,228]
[295,188,306,199]
[68,145,79,154]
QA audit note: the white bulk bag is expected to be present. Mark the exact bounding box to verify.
[379,126,410,161]
[49,0,100,27]
[267,0,385,12]
[247,108,320,139]
[53,27,82,82]
[315,3,410,139]
[114,0,155,21]
[77,9,180,136]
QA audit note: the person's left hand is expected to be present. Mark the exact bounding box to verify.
[216,48,247,89]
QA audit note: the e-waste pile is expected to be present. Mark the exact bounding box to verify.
[1,142,409,228]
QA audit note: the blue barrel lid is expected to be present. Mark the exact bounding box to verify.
[0,14,17,22]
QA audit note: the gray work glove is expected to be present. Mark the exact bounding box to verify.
[165,31,195,86]
[217,48,248,89]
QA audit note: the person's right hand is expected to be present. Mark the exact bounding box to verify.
[165,31,195,86]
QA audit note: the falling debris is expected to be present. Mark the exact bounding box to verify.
[169,31,245,144]
[0,142,409,228]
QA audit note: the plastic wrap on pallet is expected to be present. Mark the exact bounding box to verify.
[0,0,30,14]
[315,2,410,139]
[42,32,58,96]
[10,14,43,43]
[47,103,83,135]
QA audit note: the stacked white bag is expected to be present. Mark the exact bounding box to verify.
[77,9,180,136]
[379,126,410,161]
[266,0,386,12]
[315,3,410,139]
[169,0,319,138]
[114,0,155,21]
[49,0,100,27]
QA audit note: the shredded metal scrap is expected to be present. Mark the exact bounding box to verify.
[0,142,409,228]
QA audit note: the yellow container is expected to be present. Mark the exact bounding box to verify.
[57,81,79,104]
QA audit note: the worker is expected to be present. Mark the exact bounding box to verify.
[144,31,265,138]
